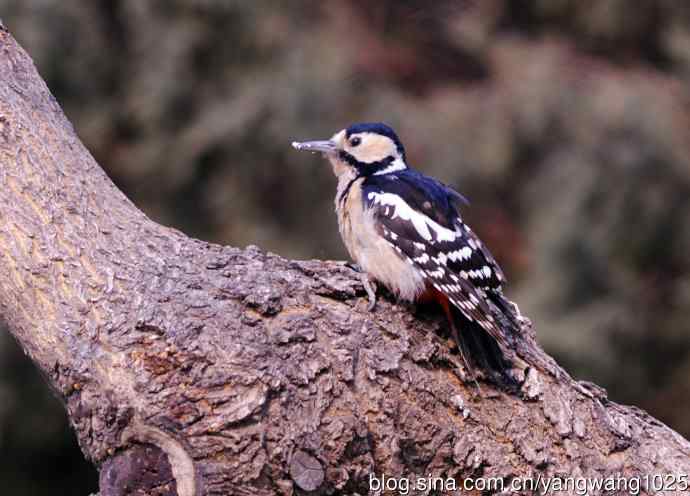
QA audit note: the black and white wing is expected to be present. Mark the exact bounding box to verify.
[362,170,509,346]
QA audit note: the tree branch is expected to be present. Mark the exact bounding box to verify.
[0,27,688,496]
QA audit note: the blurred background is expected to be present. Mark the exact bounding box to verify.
[1,0,690,494]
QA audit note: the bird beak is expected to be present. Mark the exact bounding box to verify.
[291,140,337,155]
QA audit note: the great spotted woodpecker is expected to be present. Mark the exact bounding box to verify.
[292,123,521,368]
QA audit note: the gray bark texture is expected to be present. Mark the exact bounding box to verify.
[1,27,689,496]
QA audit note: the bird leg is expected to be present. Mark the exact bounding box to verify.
[361,273,377,312]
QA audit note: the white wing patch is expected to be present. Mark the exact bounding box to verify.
[368,191,463,243]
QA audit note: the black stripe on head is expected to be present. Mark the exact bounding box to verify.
[338,150,394,175]
[345,122,406,162]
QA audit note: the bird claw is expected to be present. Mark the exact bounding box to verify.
[345,262,362,273]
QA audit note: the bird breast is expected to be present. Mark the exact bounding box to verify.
[335,175,426,302]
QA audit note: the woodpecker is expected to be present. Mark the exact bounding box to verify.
[292,123,520,368]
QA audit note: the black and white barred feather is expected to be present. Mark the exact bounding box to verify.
[362,169,514,348]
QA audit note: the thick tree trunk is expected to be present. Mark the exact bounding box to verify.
[0,27,689,496]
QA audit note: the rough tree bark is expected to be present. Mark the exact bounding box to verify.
[0,26,688,496]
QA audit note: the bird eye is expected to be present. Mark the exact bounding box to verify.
[350,137,361,147]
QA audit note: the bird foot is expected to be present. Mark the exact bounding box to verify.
[345,263,377,311]
[345,262,362,273]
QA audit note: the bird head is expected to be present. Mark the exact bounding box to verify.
[292,122,407,177]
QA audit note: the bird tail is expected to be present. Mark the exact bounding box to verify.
[486,289,523,347]
[449,290,525,388]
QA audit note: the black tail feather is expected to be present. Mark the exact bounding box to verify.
[487,290,523,346]
[450,299,520,389]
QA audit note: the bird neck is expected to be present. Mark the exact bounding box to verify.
[334,165,360,207]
